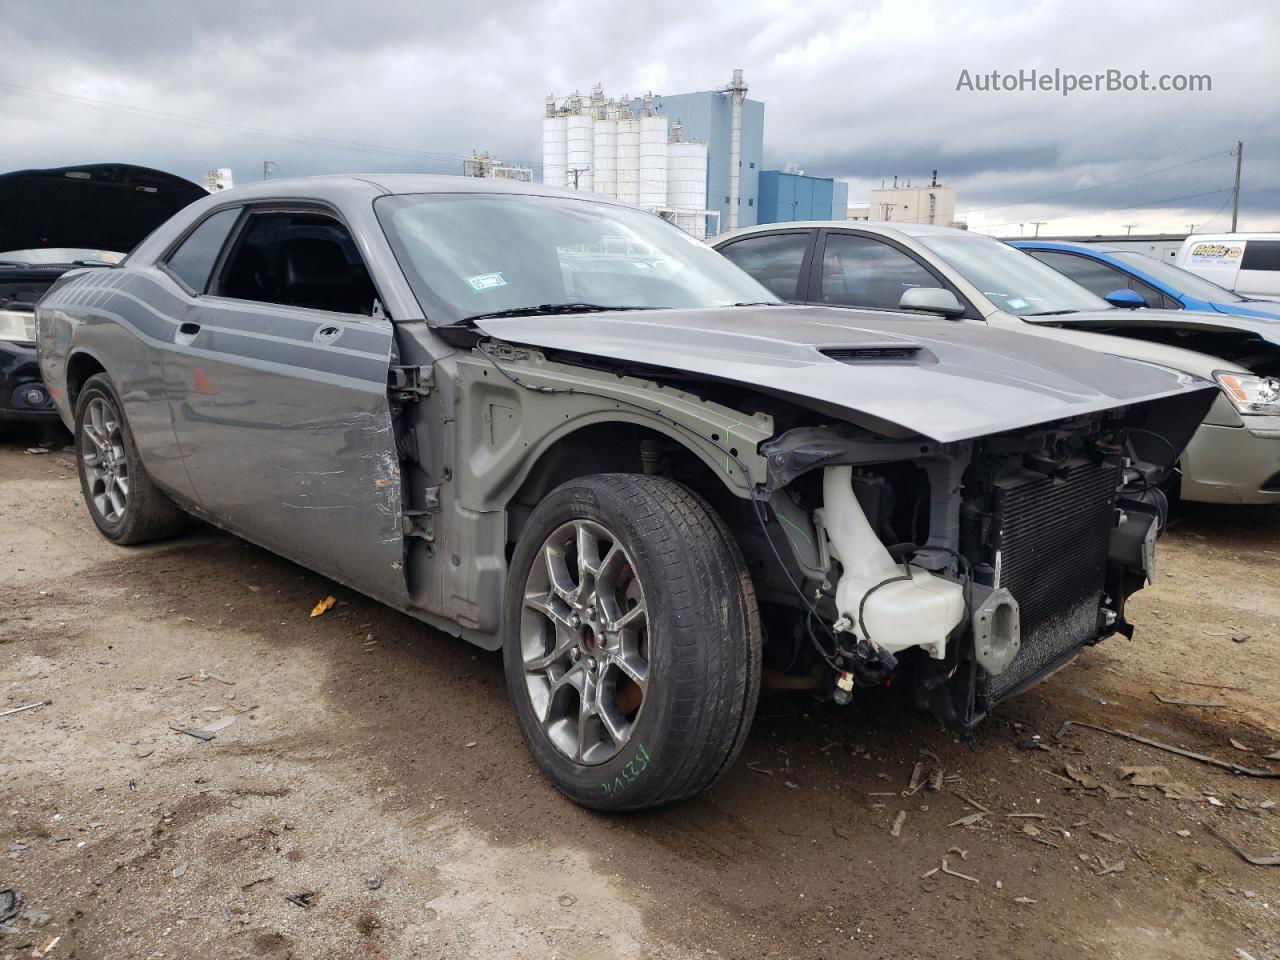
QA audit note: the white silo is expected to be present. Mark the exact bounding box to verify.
[542,95,567,188]
[565,96,594,192]
[615,99,640,205]
[638,105,668,210]
[592,107,618,199]
[668,134,709,239]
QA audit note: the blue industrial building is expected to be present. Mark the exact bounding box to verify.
[626,90,765,230]
[757,171,849,224]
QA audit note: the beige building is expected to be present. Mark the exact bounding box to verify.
[866,174,960,228]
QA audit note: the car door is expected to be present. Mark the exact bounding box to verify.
[163,204,406,600]
[716,229,817,301]
[809,230,979,318]
[1023,250,1171,308]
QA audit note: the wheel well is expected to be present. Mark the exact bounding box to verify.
[506,422,744,554]
[66,353,106,408]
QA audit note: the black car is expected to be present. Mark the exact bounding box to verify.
[0,163,206,428]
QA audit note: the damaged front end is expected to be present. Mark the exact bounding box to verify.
[756,391,1209,736]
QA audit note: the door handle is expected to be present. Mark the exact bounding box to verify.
[315,325,341,344]
[175,321,201,344]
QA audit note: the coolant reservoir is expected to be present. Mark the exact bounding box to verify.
[820,466,966,660]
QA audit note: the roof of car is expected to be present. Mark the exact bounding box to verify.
[197,173,630,205]
[1013,241,1128,254]
[714,220,982,244]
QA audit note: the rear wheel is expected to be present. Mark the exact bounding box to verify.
[74,374,185,544]
[503,473,761,810]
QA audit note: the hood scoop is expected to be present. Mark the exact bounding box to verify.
[821,345,929,364]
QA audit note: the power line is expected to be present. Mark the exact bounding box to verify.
[0,81,537,170]
[959,148,1232,217]
[984,186,1234,233]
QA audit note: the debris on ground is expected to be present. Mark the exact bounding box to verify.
[366,875,382,891]
[745,761,774,776]
[890,810,907,837]
[940,857,978,883]
[169,724,217,741]
[954,792,991,814]
[1205,824,1280,866]
[1231,632,1251,643]
[1229,738,1250,752]
[1,700,51,718]
[30,935,61,958]
[285,892,316,908]
[0,889,20,924]
[1013,896,1037,905]
[241,876,272,890]
[1063,763,1101,789]
[1095,857,1125,876]
[310,595,337,617]
[1056,721,1280,778]
[948,812,986,828]
[1152,692,1228,708]
[172,862,188,878]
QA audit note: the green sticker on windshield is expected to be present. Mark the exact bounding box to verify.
[466,272,506,292]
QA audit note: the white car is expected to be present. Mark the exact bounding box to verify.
[714,221,1280,505]
[1175,233,1280,300]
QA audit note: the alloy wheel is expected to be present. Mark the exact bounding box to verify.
[520,519,649,764]
[81,396,130,524]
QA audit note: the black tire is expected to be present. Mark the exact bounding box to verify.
[74,373,185,545]
[503,473,761,811]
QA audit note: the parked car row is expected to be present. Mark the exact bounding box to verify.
[12,169,1274,811]
[715,222,1280,504]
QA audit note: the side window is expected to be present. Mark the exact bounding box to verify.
[164,208,241,294]
[819,234,939,310]
[1241,240,1280,271]
[1028,251,1163,307]
[718,232,812,301]
[212,210,378,316]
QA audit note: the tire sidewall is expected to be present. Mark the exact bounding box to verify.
[503,478,697,809]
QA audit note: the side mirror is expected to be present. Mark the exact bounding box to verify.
[1104,288,1146,309]
[899,287,965,318]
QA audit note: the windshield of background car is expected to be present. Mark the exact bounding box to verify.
[920,234,1112,316]
[375,192,778,322]
[1111,251,1246,303]
[0,248,124,264]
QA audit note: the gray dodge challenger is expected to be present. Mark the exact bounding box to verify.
[36,176,1214,810]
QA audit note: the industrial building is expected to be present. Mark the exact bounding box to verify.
[462,151,532,182]
[867,173,960,227]
[757,170,849,223]
[541,70,763,238]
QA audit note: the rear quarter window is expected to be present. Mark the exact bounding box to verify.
[164,208,240,294]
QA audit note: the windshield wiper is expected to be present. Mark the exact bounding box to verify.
[463,302,658,323]
[732,301,785,307]
[1022,309,1080,317]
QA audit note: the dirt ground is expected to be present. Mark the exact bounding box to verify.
[2,433,1278,960]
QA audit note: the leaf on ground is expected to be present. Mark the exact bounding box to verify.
[310,595,337,617]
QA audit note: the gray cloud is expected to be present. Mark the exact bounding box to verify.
[1,0,1275,235]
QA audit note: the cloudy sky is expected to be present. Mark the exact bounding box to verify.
[1,0,1275,237]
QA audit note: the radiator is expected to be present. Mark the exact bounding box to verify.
[981,457,1119,703]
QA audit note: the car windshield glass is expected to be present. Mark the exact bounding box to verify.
[0,248,124,265]
[920,234,1111,316]
[375,192,777,323]
[1111,251,1245,302]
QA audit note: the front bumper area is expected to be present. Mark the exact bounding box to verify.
[0,339,60,425]
[1179,417,1280,504]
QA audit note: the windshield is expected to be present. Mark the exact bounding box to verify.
[921,234,1111,316]
[1111,250,1245,302]
[0,248,124,265]
[375,193,777,323]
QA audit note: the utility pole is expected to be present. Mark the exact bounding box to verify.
[567,166,590,190]
[1231,140,1243,232]
[262,160,277,180]
[1186,224,1197,235]
[1122,223,1137,236]
[1029,220,1047,238]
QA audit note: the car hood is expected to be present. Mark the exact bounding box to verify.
[1211,299,1280,320]
[0,163,207,257]
[474,306,1215,444]
[1024,306,1280,346]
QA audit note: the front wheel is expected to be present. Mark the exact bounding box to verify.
[503,474,761,811]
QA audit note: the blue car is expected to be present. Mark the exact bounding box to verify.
[1013,240,1280,321]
